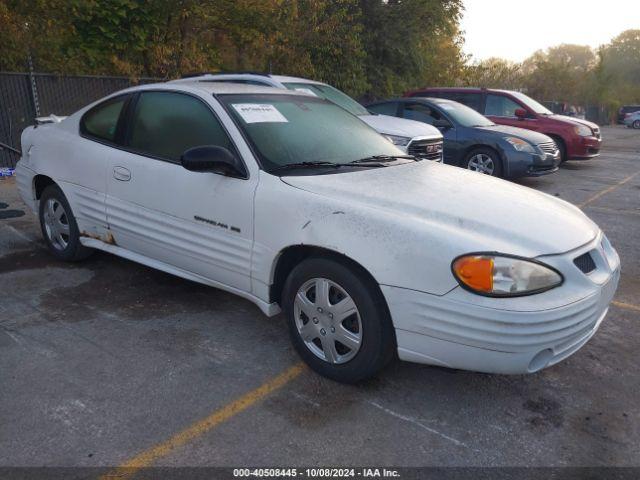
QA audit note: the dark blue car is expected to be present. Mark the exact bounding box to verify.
[367,97,560,179]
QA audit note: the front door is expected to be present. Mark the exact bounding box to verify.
[401,102,459,164]
[484,93,540,131]
[105,90,257,291]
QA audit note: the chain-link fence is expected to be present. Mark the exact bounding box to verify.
[0,72,158,168]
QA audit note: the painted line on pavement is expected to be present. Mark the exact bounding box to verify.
[612,301,640,313]
[579,171,640,208]
[101,362,306,479]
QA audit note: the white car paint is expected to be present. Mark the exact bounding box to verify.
[16,81,619,375]
[171,73,444,154]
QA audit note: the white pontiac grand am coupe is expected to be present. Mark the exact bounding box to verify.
[16,81,620,383]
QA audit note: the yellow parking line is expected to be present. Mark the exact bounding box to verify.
[612,301,640,313]
[100,362,306,479]
[579,171,640,208]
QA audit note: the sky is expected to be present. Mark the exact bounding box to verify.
[461,0,640,62]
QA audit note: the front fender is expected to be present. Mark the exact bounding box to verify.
[252,172,483,298]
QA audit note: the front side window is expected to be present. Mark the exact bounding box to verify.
[509,91,553,115]
[367,102,399,116]
[128,91,232,161]
[221,94,402,172]
[403,103,442,124]
[282,82,369,117]
[81,96,127,142]
[485,94,523,117]
[437,101,494,127]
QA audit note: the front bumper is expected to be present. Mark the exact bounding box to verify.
[382,234,620,374]
[504,150,559,178]
[568,135,602,160]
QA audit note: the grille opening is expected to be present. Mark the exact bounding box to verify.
[408,140,443,161]
[538,141,558,155]
[574,252,596,274]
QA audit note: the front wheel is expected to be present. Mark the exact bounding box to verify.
[282,257,395,383]
[633,120,640,130]
[464,148,503,177]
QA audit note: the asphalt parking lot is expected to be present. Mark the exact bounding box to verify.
[1,126,639,472]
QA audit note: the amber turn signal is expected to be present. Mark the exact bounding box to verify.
[452,256,494,293]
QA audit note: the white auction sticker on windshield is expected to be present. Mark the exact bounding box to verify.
[232,104,288,123]
[294,88,318,97]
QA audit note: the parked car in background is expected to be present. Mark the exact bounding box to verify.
[618,105,640,124]
[15,81,619,382]
[367,97,559,179]
[623,111,640,129]
[404,87,602,162]
[173,73,443,162]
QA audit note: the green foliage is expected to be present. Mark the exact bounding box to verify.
[0,0,463,98]
[3,0,636,111]
[462,34,640,115]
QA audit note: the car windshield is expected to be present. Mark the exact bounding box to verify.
[281,82,370,117]
[509,91,553,115]
[437,101,495,127]
[220,94,403,173]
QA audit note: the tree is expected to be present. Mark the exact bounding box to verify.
[358,0,465,100]
[462,57,522,89]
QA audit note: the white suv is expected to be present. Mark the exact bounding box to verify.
[172,73,444,162]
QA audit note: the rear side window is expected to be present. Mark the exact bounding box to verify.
[80,96,127,143]
[485,94,522,117]
[128,91,233,161]
[368,102,399,116]
[448,93,482,112]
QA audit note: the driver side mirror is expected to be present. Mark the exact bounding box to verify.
[432,119,452,130]
[515,108,528,119]
[181,145,247,178]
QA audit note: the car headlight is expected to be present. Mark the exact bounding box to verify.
[505,137,534,152]
[452,254,563,297]
[385,134,411,147]
[574,124,593,137]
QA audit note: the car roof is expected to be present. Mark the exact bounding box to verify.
[369,97,457,106]
[270,75,324,85]
[414,87,515,95]
[169,73,326,86]
[126,81,310,97]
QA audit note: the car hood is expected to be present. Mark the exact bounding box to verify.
[360,114,442,141]
[475,124,552,144]
[549,115,599,130]
[281,162,598,256]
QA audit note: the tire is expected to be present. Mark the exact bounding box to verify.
[633,120,640,130]
[464,147,503,178]
[282,257,395,383]
[38,184,93,261]
[550,136,567,163]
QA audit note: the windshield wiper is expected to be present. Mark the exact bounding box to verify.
[270,160,389,173]
[349,154,416,164]
[270,161,342,172]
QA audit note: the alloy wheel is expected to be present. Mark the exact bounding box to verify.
[467,153,495,175]
[43,198,70,251]
[294,278,362,364]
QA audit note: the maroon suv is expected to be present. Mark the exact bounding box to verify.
[404,87,602,161]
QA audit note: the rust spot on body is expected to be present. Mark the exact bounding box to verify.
[81,231,116,245]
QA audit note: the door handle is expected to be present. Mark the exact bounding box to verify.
[113,166,131,182]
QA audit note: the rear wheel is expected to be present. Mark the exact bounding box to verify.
[633,120,640,130]
[282,257,395,383]
[39,185,93,261]
[464,148,503,178]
